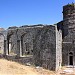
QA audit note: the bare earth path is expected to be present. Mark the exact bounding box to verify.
[0,58,75,75]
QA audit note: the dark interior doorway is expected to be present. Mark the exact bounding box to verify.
[69,52,73,65]
[69,56,73,65]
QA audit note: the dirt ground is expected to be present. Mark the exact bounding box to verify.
[0,58,56,75]
[0,58,75,75]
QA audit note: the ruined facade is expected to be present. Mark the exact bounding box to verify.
[62,3,75,66]
[0,3,75,71]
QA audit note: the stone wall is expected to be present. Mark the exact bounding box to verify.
[0,34,4,54]
[6,24,63,71]
[7,25,44,56]
[62,3,75,66]
[33,25,56,70]
[0,28,7,54]
[56,23,62,71]
[1,3,75,71]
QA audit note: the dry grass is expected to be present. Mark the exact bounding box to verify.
[0,58,55,75]
[0,58,75,75]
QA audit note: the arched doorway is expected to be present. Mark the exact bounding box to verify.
[21,32,33,56]
[69,52,73,65]
[7,33,17,56]
[21,33,30,56]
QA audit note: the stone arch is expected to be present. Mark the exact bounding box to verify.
[21,33,26,56]
[21,32,33,56]
[21,33,30,56]
[7,33,13,55]
[7,32,17,56]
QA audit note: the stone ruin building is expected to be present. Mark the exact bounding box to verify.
[0,3,75,71]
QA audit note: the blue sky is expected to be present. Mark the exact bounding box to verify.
[0,0,74,29]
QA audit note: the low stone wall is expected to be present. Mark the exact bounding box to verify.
[0,54,34,66]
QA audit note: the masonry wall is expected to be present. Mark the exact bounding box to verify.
[7,25,44,56]
[56,24,62,71]
[33,25,56,70]
[0,28,6,54]
[62,3,75,66]
[7,25,63,71]
[2,3,75,71]
[0,34,4,54]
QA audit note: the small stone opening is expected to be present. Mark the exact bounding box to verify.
[69,52,73,65]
